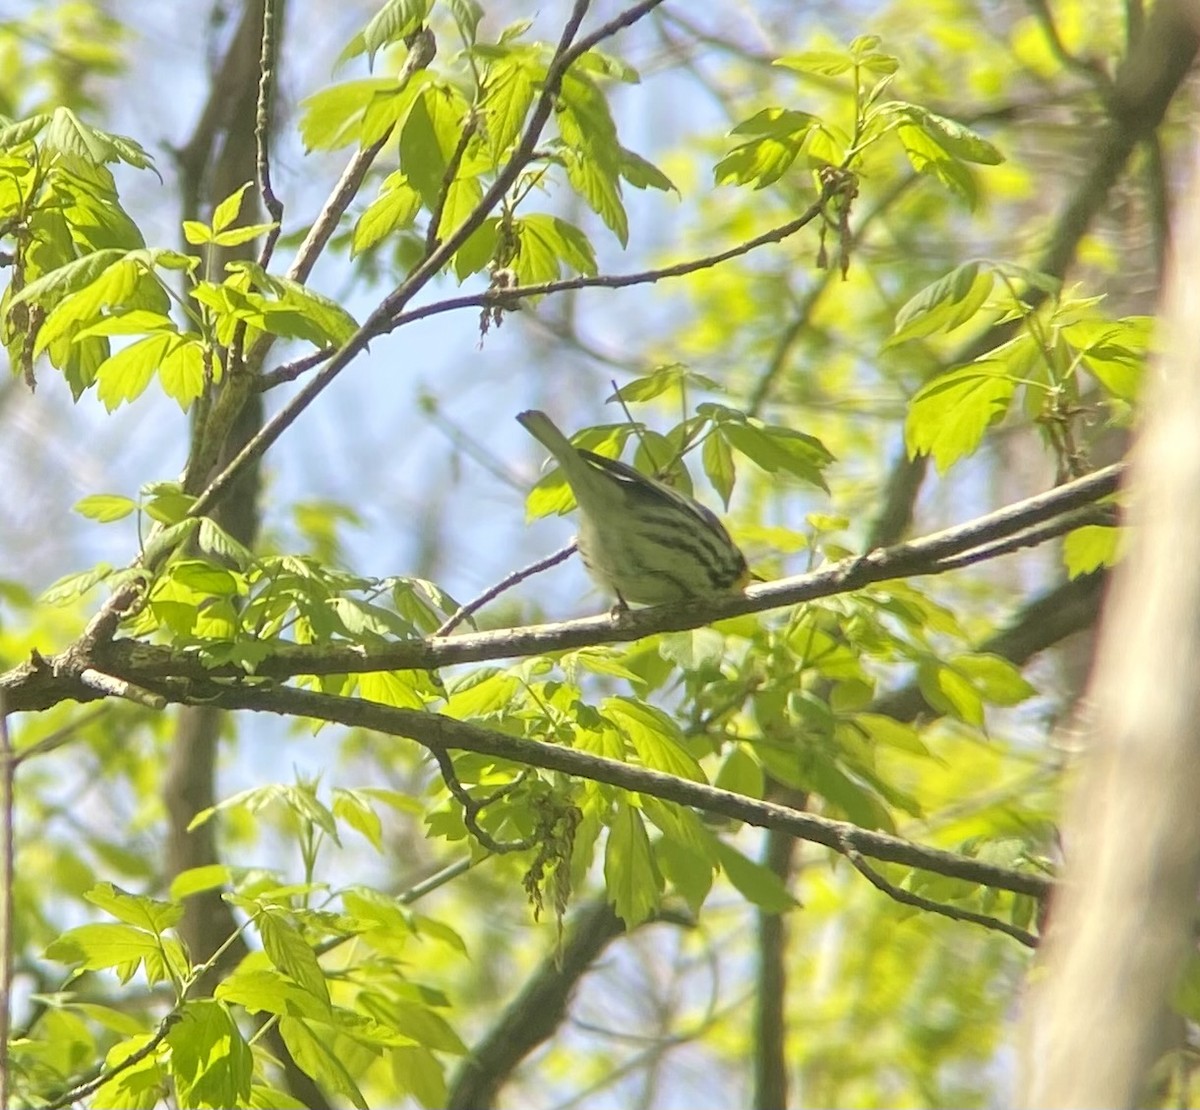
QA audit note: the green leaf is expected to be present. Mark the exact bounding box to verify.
[702,428,736,507]
[556,70,628,243]
[249,1085,308,1109]
[730,107,821,139]
[84,883,183,933]
[93,333,180,410]
[197,517,255,569]
[896,122,978,205]
[43,107,156,171]
[74,309,178,339]
[654,835,715,913]
[1064,316,1149,402]
[884,102,1004,165]
[358,992,466,1053]
[167,1000,253,1110]
[141,518,201,572]
[712,837,797,913]
[74,493,137,522]
[183,220,212,244]
[561,146,627,245]
[905,360,1016,472]
[360,669,427,711]
[447,0,484,43]
[603,697,707,783]
[96,332,185,411]
[720,421,832,490]
[361,0,431,68]
[917,659,984,726]
[617,147,675,192]
[40,562,115,605]
[481,55,536,161]
[169,560,242,597]
[332,790,385,851]
[444,669,520,718]
[615,364,722,403]
[279,1017,369,1110]
[212,222,275,248]
[573,47,642,83]
[949,653,1035,707]
[516,214,597,280]
[94,1033,166,1108]
[260,911,331,1007]
[360,76,431,146]
[604,802,662,926]
[215,966,331,1020]
[401,83,469,208]
[45,923,162,980]
[775,50,854,76]
[70,1002,149,1037]
[170,865,233,901]
[1063,524,1122,577]
[8,247,128,310]
[452,216,499,281]
[889,261,995,345]
[715,108,820,189]
[352,172,422,256]
[435,176,483,241]
[159,339,207,410]
[212,182,253,233]
[658,628,727,673]
[298,79,399,150]
[390,1046,449,1108]
[226,265,360,346]
[713,745,765,798]
[851,713,933,757]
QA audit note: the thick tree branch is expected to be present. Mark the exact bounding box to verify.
[167,680,1050,900]
[447,899,635,1109]
[0,462,1122,713]
[253,0,283,271]
[753,797,801,1110]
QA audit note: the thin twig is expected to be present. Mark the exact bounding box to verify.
[435,543,579,635]
[840,841,1038,948]
[383,199,828,336]
[398,856,477,903]
[287,28,437,287]
[11,706,109,768]
[425,113,479,254]
[313,856,481,958]
[256,347,335,390]
[1026,0,1113,89]
[40,1012,182,1110]
[254,0,284,271]
[430,747,536,852]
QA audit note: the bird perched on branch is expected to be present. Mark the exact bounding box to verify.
[517,409,749,608]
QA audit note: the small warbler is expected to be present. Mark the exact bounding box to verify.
[517,409,750,607]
